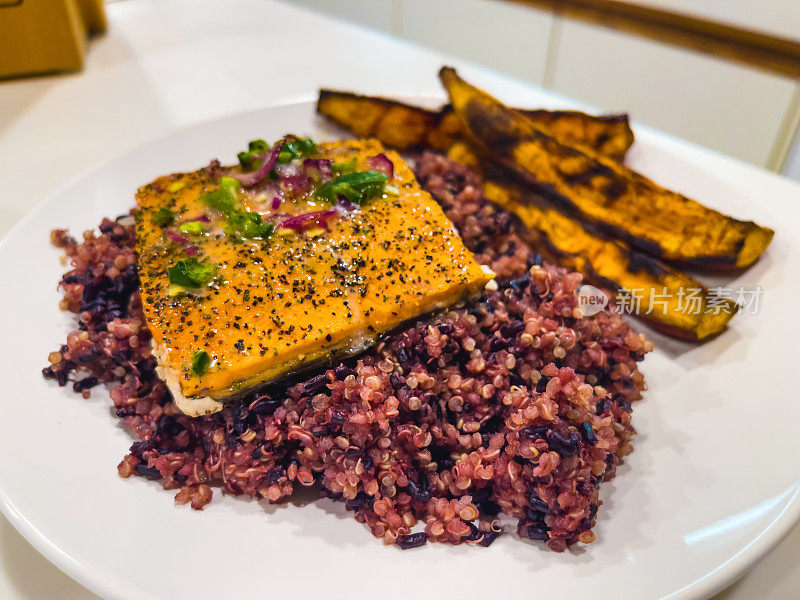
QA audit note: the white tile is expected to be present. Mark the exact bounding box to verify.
[400,0,553,84]
[284,0,394,32]
[782,110,800,182]
[549,19,797,167]
[625,0,800,44]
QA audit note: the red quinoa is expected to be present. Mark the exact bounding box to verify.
[43,153,651,551]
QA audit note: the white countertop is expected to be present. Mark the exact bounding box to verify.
[1,1,800,598]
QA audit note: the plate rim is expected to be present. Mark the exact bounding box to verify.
[1,98,799,600]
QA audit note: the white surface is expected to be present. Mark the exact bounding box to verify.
[625,0,800,44]
[549,18,798,168]
[1,1,800,599]
[782,128,800,183]
[283,0,396,32]
[399,0,553,85]
[287,0,555,86]
[287,0,800,171]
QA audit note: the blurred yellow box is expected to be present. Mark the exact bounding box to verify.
[0,0,107,80]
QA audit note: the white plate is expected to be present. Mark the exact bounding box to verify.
[1,100,799,600]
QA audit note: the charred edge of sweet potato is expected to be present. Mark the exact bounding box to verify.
[317,90,443,152]
[439,67,772,272]
[524,109,630,125]
[489,153,773,274]
[668,224,775,274]
[470,160,736,342]
[439,104,631,125]
[517,162,774,273]
[317,89,635,160]
[440,104,634,161]
[478,148,671,261]
[509,213,736,342]
[586,252,737,342]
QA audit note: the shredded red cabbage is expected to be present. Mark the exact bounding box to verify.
[303,158,333,183]
[366,153,394,179]
[271,196,282,210]
[275,163,311,195]
[184,246,200,256]
[183,214,211,223]
[204,158,223,178]
[280,209,339,231]
[255,181,281,200]
[165,229,188,244]
[283,174,311,194]
[337,197,357,211]
[274,162,300,179]
[230,137,286,187]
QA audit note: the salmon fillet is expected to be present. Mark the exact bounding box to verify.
[135,139,492,415]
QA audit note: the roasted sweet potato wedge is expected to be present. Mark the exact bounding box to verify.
[317,90,444,153]
[317,89,634,160]
[446,142,737,341]
[439,67,774,272]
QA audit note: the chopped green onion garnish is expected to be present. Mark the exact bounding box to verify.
[384,184,399,196]
[219,176,240,198]
[152,207,175,228]
[295,137,318,155]
[237,139,269,170]
[277,137,318,164]
[224,211,275,240]
[314,171,388,205]
[178,221,205,236]
[191,350,211,375]
[199,184,275,241]
[167,257,215,288]
[200,189,236,216]
[167,284,187,297]
[331,157,357,174]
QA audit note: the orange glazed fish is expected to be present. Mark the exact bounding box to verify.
[135,138,493,416]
